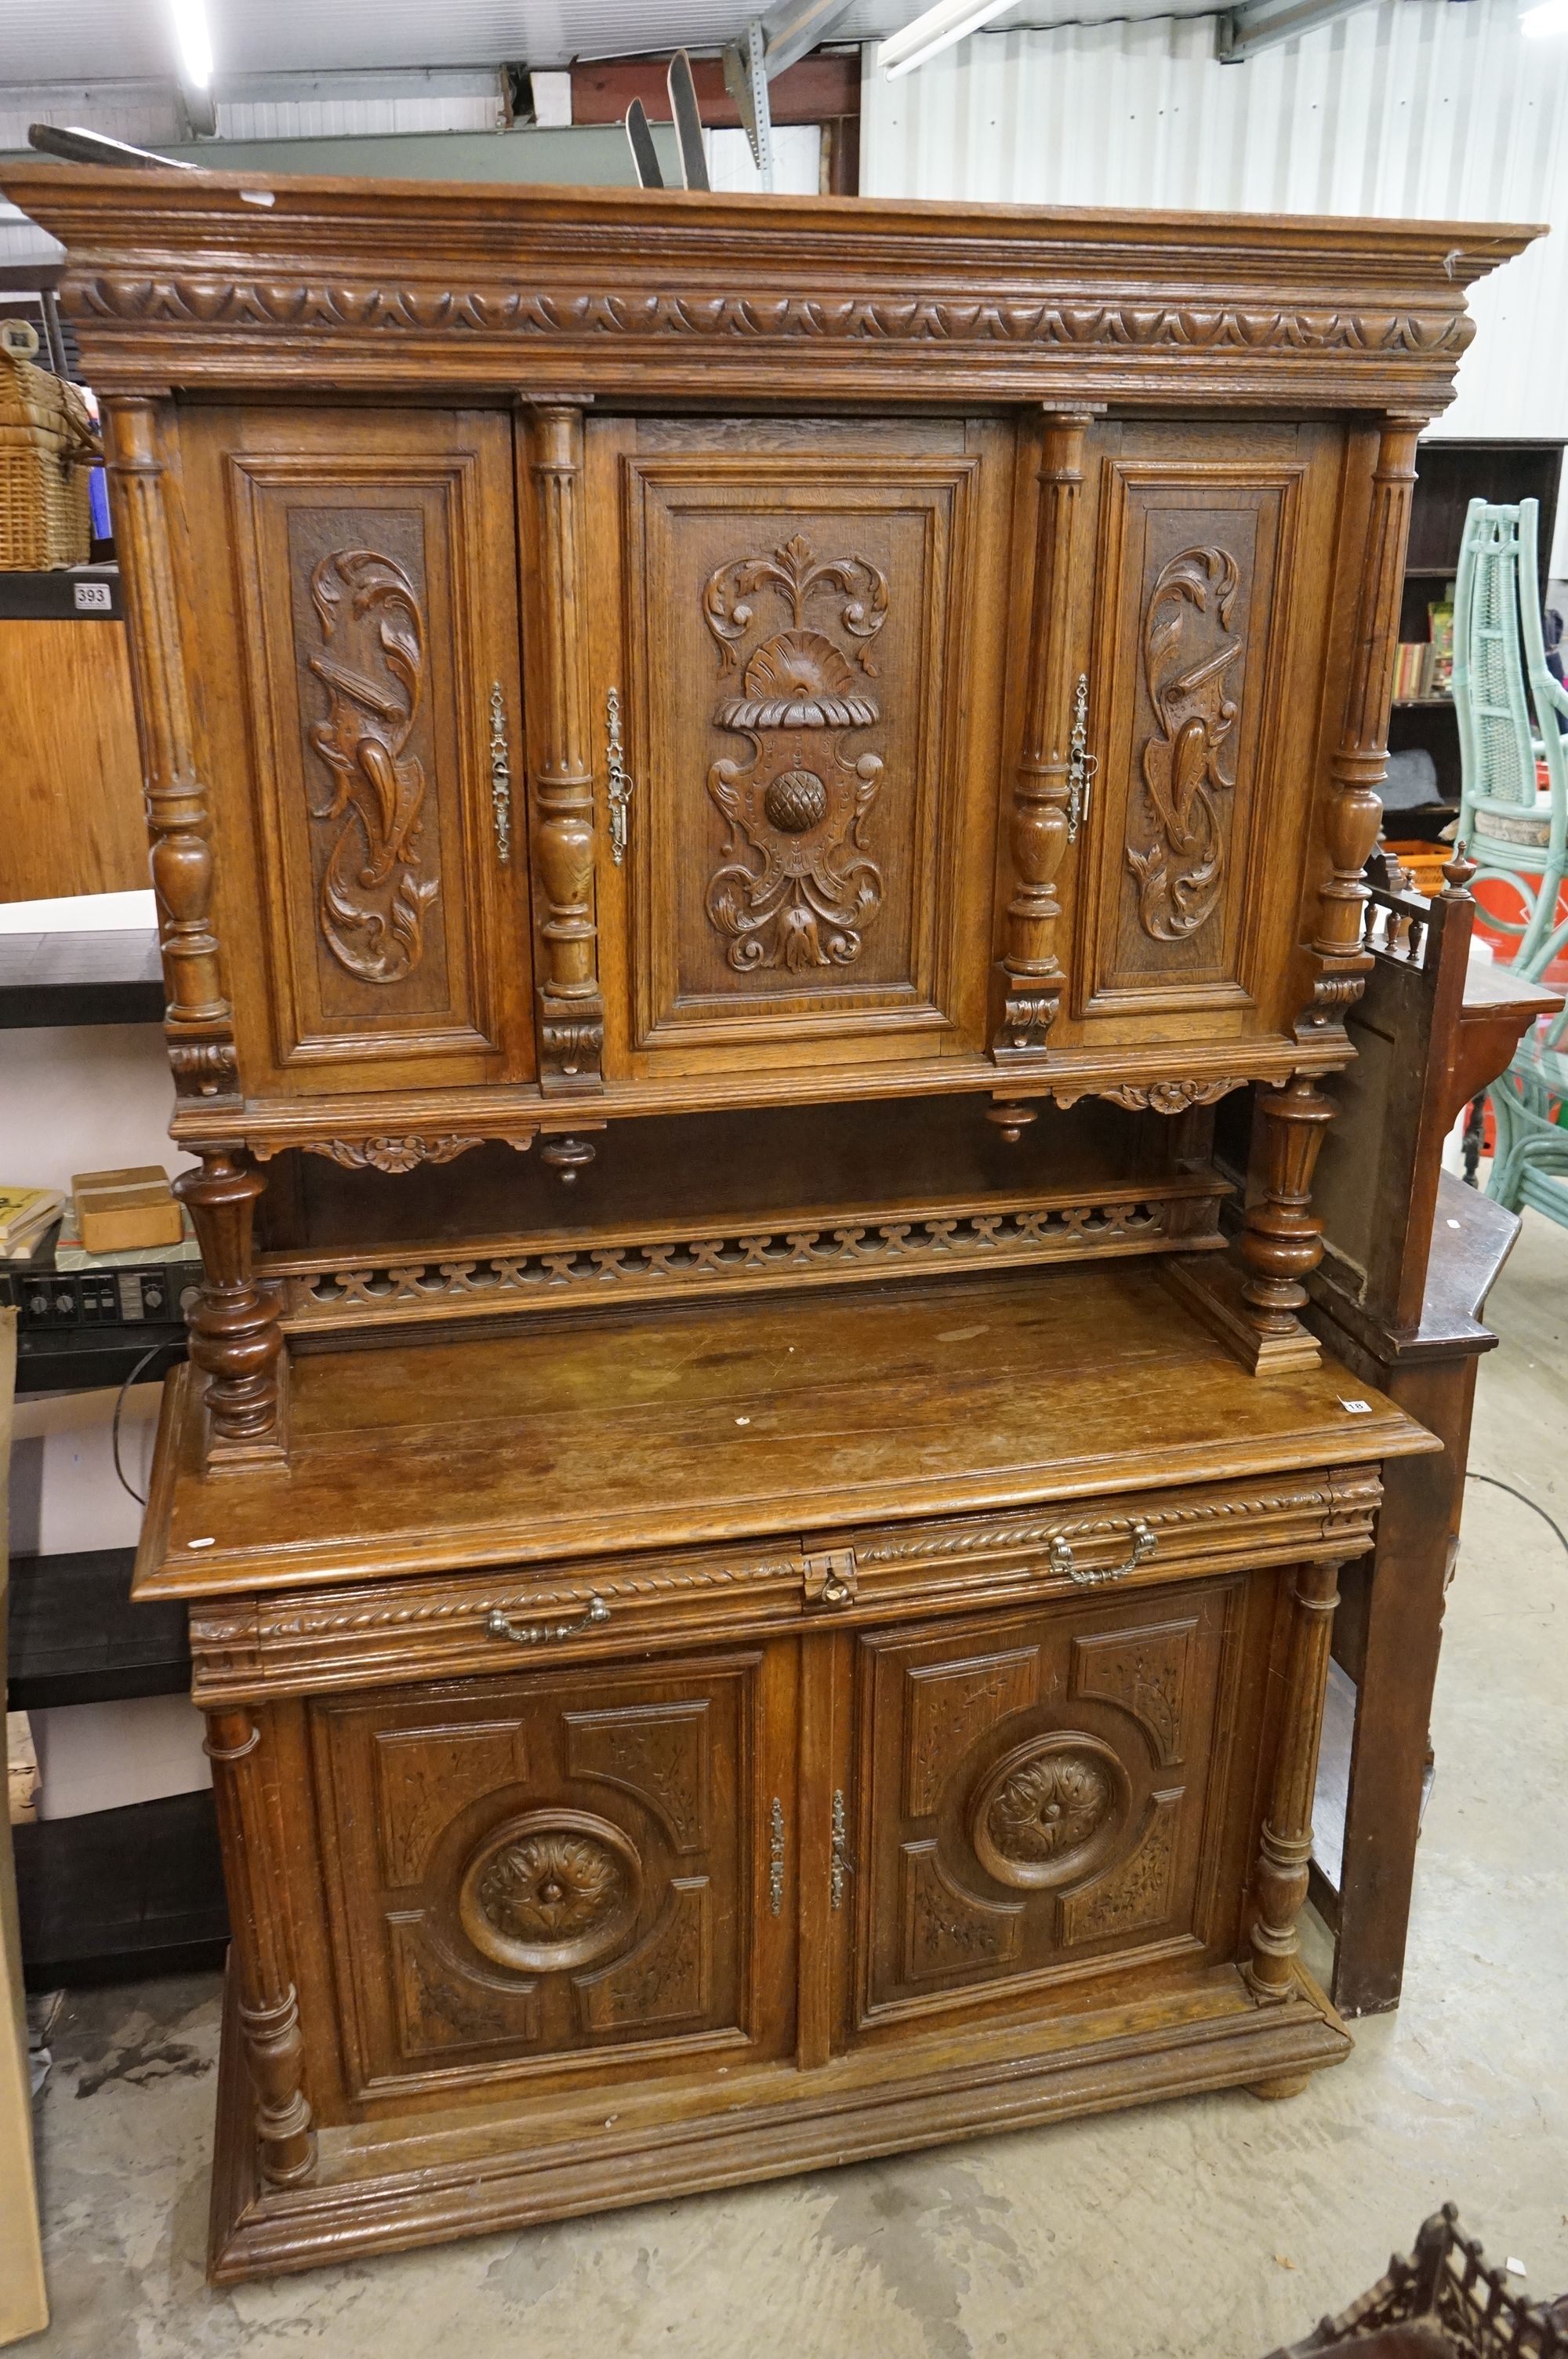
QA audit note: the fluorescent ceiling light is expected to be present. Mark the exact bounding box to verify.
[169,0,213,88]
[1522,0,1568,30]
[881,0,1021,78]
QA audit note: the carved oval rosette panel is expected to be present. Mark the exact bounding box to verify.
[702,533,888,975]
[969,1732,1131,1891]
[457,1808,642,1973]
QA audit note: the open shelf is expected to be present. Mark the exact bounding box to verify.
[12,1789,228,1990]
[7,1547,191,1709]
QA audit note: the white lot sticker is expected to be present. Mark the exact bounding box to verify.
[1338,1398,1373,1415]
[73,580,112,611]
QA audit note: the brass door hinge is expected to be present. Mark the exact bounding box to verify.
[803,1547,857,1608]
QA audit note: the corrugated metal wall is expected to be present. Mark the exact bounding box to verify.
[862,0,1568,567]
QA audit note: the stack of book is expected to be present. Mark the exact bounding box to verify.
[1394,641,1436,700]
[0,1184,63,1261]
[1392,601,1456,703]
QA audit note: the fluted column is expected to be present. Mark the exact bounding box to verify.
[994,405,1098,1058]
[1245,1560,1342,2001]
[205,1710,316,2185]
[524,402,604,1092]
[102,398,237,1102]
[1306,413,1425,1033]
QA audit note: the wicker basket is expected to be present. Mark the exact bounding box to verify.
[0,336,100,570]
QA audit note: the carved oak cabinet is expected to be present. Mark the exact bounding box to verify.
[5,162,1535,2279]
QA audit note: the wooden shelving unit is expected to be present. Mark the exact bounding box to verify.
[1388,438,1564,820]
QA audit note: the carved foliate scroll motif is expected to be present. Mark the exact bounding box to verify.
[1128,547,1243,943]
[577,1880,712,2032]
[904,1648,1040,1818]
[565,1703,710,1854]
[902,1842,1023,1981]
[702,533,888,973]
[1059,1792,1182,1945]
[305,547,438,983]
[458,1812,641,1973]
[1071,1621,1195,1768]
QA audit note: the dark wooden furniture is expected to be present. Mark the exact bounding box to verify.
[5,161,1535,2281]
[1268,2203,1568,2357]
[1302,865,1562,2016]
[1388,437,1564,814]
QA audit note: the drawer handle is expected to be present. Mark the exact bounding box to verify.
[485,1596,610,1646]
[1047,1519,1156,1587]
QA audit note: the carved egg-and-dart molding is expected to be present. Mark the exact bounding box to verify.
[971,1733,1131,1890]
[458,1810,642,1973]
[702,533,889,976]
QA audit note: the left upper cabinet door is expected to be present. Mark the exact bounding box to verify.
[173,407,532,1095]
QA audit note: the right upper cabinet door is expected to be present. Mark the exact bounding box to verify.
[585,416,1013,1084]
[1060,420,1347,1053]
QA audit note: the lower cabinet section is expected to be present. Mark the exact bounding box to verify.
[848,1574,1266,2034]
[311,1644,797,2095]
[205,1547,1350,2281]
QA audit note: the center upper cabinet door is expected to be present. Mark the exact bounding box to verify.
[585,417,1013,1083]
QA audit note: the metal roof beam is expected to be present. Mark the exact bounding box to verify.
[1217,0,1378,63]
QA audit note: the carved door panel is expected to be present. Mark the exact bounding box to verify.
[312,1641,795,2103]
[841,1573,1270,2040]
[584,416,1012,1080]
[1056,420,1345,1055]
[175,406,532,1095]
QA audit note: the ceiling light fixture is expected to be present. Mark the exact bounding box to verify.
[169,0,213,89]
[1521,0,1568,31]
[880,0,1022,78]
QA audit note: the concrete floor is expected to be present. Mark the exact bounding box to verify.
[17,1213,1568,2359]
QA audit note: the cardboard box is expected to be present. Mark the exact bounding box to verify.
[71,1164,183,1256]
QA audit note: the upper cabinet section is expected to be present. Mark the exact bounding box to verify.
[173,407,533,1098]
[13,169,1532,1138]
[585,416,1011,1080]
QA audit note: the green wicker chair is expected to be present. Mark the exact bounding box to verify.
[1452,496,1568,1223]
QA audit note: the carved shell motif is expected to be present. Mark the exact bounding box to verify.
[458,1812,641,1972]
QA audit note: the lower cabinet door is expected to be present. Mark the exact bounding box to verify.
[844,1573,1271,2037]
[311,1641,797,2100]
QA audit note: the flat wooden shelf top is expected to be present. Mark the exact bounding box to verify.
[136,1260,1437,1600]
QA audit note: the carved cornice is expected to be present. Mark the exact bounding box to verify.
[2,168,1536,408]
[1053,1077,1250,1114]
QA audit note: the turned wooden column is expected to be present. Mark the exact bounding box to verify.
[204,1710,316,2186]
[994,406,1099,1058]
[1305,413,1425,1035]
[1245,1558,1343,2006]
[102,398,238,1103]
[1238,1074,1338,1362]
[173,1147,286,1469]
[524,401,604,1094]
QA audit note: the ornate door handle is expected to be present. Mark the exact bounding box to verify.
[485,1596,609,1645]
[769,1796,786,1916]
[606,685,633,865]
[488,682,513,865]
[1047,1519,1156,1587]
[1065,672,1098,845]
[830,1789,851,1910]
